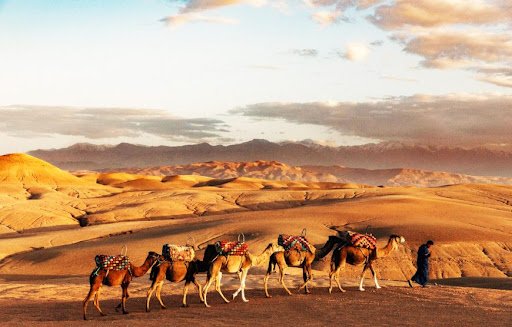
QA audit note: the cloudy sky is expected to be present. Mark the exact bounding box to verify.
[1,0,511,153]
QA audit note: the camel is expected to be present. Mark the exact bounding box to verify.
[146,256,204,311]
[83,251,159,320]
[202,242,281,307]
[325,234,405,293]
[263,237,335,297]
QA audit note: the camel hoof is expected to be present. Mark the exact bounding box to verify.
[232,294,237,300]
[161,305,167,309]
[204,304,211,308]
[359,288,365,292]
[265,295,272,298]
[100,312,107,317]
[123,311,129,315]
[242,299,249,303]
[329,289,333,294]
[181,304,189,308]
[376,286,382,289]
[340,289,346,293]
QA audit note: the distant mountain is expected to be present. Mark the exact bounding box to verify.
[28,140,512,177]
[106,160,512,187]
[108,160,342,183]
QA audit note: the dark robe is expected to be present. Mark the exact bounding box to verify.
[411,244,431,286]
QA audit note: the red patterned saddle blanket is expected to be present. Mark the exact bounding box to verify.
[278,234,314,253]
[95,255,130,271]
[347,231,377,250]
[162,244,195,262]
[215,241,248,256]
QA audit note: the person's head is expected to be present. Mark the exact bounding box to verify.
[426,240,434,248]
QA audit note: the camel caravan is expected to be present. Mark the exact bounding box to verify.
[83,229,406,320]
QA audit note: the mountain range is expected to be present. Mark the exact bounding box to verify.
[28,140,512,177]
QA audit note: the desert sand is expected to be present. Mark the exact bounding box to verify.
[0,153,511,325]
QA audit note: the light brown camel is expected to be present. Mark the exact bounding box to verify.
[263,237,335,297]
[202,242,281,307]
[82,251,159,320]
[146,256,205,311]
[327,234,405,293]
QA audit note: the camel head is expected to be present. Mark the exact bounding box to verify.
[146,251,160,263]
[267,242,284,253]
[389,234,406,249]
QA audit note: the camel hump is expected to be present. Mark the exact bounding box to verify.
[346,231,377,250]
[94,254,130,271]
[278,234,315,253]
[215,240,249,256]
[162,244,196,262]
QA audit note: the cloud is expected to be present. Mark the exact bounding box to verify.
[396,31,512,69]
[0,106,229,141]
[339,42,369,61]
[161,13,238,27]
[291,48,319,57]
[164,0,266,27]
[232,94,512,147]
[371,0,512,29]
[305,0,381,25]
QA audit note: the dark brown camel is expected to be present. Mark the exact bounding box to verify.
[146,255,205,311]
[82,251,159,320]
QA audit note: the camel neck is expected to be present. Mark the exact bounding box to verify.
[130,258,154,277]
[377,238,396,258]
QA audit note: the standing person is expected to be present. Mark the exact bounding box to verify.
[408,240,434,288]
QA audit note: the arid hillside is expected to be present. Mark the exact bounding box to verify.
[0,154,511,283]
[107,160,512,187]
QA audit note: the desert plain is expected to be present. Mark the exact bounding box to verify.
[0,153,511,326]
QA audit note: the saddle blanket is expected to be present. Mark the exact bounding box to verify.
[215,241,248,256]
[347,231,377,250]
[162,244,195,262]
[278,234,314,253]
[95,255,130,271]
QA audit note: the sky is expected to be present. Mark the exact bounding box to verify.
[0,0,511,153]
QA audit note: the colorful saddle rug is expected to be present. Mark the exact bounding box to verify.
[215,241,248,256]
[94,255,130,271]
[278,234,314,253]
[347,231,377,250]
[162,244,195,262]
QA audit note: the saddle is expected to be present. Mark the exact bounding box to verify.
[343,231,377,250]
[94,255,130,271]
[162,244,195,262]
[215,241,249,256]
[278,234,314,253]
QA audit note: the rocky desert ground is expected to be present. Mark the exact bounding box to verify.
[0,153,511,326]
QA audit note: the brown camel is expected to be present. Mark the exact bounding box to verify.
[146,256,204,311]
[82,251,159,320]
[202,242,281,307]
[327,234,405,293]
[263,237,335,297]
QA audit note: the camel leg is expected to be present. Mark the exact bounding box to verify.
[279,265,292,296]
[146,280,159,312]
[93,287,106,316]
[121,284,130,314]
[202,276,215,308]
[298,264,312,294]
[369,264,381,289]
[334,268,345,293]
[83,282,101,320]
[193,278,204,303]
[264,256,274,298]
[232,271,243,300]
[215,272,230,304]
[155,281,166,309]
[240,268,249,302]
[358,264,369,291]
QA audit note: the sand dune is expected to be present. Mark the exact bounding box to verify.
[0,154,510,294]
